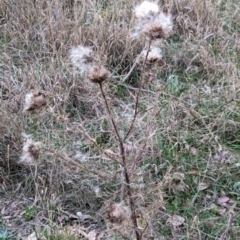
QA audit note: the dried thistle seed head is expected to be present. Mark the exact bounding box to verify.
[140,46,164,65]
[143,22,165,39]
[169,173,189,194]
[88,66,110,84]
[70,45,93,66]
[108,202,130,224]
[156,13,173,38]
[23,91,46,112]
[69,45,94,76]
[143,13,173,39]
[132,7,173,40]
[134,1,159,19]
[19,134,42,165]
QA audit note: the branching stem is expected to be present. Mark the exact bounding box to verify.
[99,82,141,240]
[123,40,152,142]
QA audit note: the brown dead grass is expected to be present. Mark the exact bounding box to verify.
[1,0,240,239]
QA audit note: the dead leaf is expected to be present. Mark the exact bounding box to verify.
[190,147,197,155]
[88,230,97,240]
[57,215,65,223]
[197,182,209,191]
[65,225,88,238]
[217,196,230,205]
[217,208,226,215]
[167,215,185,226]
[76,211,93,221]
[25,232,37,240]
[174,182,189,193]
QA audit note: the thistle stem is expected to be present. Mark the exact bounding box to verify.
[123,40,152,142]
[99,82,141,240]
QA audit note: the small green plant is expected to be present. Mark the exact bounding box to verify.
[0,226,13,240]
[24,206,39,221]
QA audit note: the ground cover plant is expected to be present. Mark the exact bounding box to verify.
[0,0,240,239]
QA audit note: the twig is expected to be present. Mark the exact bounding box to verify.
[52,150,112,181]
[123,40,152,142]
[76,123,123,165]
[110,78,155,94]
[99,82,122,143]
[121,57,139,83]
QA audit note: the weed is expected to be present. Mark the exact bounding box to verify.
[0,226,13,240]
[1,0,240,239]
[24,206,39,222]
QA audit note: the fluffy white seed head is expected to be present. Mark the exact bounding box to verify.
[140,46,163,64]
[24,93,33,110]
[70,45,110,84]
[23,91,46,112]
[19,133,42,165]
[108,202,131,224]
[142,12,173,39]
[134,1,159,19]
[69,45,94,76]
[132,2,173,39]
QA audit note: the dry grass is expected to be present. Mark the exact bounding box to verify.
[1,0,240,239]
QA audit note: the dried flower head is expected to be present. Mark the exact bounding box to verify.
[140,46,164,65]
[142,13,173,39]
[88,65,110,84]
[19,133,42,165]
[134,1,159,19]
[132,1,173,40]
[168,172,189,194]
[69,45,94,76]
[108,202,130,224]
[23,91,46,112]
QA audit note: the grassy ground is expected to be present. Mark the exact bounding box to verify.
[1,0,240,239]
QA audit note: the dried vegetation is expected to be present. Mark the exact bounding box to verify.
[0,0,240,239]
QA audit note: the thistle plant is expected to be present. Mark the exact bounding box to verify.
[68,1,173,239]
[2,0,239,239]
[16,0,173,239]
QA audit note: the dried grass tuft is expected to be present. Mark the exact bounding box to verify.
[1,0,240,239]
